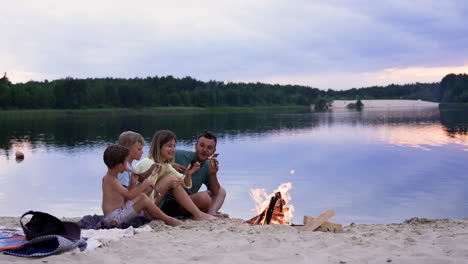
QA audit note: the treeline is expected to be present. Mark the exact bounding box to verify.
[0,75,320,109]
[322,82,441,102]
[1,73,467,110]
[319,74,468,103]
[439,74,468,103]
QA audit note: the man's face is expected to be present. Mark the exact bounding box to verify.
[195,136,216,162]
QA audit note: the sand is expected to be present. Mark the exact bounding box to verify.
[1,217,467,264]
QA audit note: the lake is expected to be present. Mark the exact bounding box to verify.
[1,107,467,225]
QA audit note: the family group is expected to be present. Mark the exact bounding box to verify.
[102,130,227,227]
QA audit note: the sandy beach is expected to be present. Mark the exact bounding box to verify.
[1,216,467,264]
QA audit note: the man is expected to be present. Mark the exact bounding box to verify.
[162,131,228,218]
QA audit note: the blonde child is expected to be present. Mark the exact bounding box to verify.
[102,144,183,227]
[135,130,216,221]
[117,131,156,189]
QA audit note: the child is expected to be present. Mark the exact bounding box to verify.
[135,130,217,221]
[117,131,156,189]
[102,144,183,227]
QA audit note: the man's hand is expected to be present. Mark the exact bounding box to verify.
[172,163,187,173]
[208,158,219,176]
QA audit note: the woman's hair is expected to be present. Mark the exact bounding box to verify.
[148,130,177,163]
[118,131,144,148]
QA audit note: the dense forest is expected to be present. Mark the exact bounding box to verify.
[0,73,467,110]
[0,75,320,109]
[324,74,468,104]
[324,82,441,101]
[439,73,468,103]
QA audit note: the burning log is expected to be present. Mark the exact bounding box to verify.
[247,191,291,225]
[265,192,280,224]
[248,183,342,231]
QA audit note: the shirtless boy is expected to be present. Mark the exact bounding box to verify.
[102,144,183,227]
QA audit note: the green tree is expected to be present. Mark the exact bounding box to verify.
[314,96,332,111]
[0,73,12,109]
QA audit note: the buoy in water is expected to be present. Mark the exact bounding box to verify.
[15,151,25,160]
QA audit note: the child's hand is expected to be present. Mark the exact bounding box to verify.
[150,163,162,176]
[131,172,140,181]
[143,178,155,186]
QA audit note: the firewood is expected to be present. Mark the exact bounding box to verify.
[265,192,281,224]
[247,191,293,225]
[303,216,343,232]
[252,209,266,225]
[299,209,335,231]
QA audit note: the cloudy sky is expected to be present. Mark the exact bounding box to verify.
[2,0,468,90]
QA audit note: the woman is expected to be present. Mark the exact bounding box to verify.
[134,130,216,221]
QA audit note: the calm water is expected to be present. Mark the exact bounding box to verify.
[1,107,467,225]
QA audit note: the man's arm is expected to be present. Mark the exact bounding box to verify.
[208,158,221,196]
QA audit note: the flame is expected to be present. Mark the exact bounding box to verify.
[249,182,295,224]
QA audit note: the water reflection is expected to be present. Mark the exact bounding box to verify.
[2,109,468,154]
[377,124,468,150]
[1,109,467,224]
[0,111,320,155]
[440,109,468,136]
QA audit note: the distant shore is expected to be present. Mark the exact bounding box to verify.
[0,105,309,116]
[439,103,468,110]
[1,216,467,263]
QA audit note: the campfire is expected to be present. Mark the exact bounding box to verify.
[247,182,344,232]
[247,182,294,225]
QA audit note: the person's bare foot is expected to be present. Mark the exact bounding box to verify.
[213,212,229,218]
[166,217,184,227]
[193,212,218,221]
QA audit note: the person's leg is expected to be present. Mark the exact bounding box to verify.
[161,199,188,217]
[171,184,217,221]
[188,191,211,212]
[207,187,228,217]
[132,193,183,226]
[160,193,210,217]
[153,174,178,206]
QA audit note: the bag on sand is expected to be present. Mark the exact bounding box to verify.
[20,211,81,241]
[1,211,87,257]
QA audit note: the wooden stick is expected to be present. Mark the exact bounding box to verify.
[265,192,281,224]
[303,216,343,232]
[299,209,335,231]
[251,210,265,225]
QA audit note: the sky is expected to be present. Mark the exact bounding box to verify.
[2,0,468,90]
